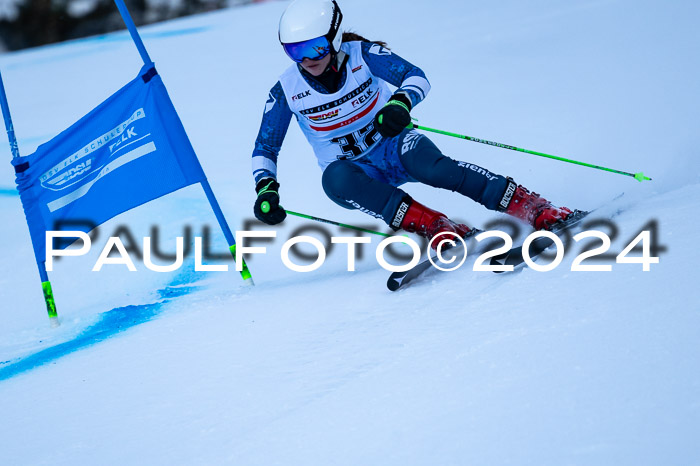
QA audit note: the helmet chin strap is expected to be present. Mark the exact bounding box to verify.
[329,51,338,72]
[329,50,346,72]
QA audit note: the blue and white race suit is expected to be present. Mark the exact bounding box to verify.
[251,40,510,227]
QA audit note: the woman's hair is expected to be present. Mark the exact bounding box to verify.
[341,31,389,49]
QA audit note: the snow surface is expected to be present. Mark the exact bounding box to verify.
[1,0,700,464]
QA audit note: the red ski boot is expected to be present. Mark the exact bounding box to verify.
[504,184,573,230]
[398,199,474,248]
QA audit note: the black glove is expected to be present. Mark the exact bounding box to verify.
[374,92,412,138]
[254,178,286,225]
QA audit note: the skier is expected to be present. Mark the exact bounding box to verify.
[251,0,575,247]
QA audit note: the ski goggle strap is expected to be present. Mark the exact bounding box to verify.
[282,36,331,63]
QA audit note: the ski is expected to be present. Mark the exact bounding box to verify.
[489,192,625,272]
[388,194,625,289]
[387,231,479,291]
[388,211,591,290]
[488,210,590,272]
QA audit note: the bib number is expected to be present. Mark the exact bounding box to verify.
[332,122,380,160]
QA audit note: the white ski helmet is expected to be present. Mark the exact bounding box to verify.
[278,0,344,54]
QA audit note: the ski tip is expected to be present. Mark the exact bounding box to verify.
[489,257,508,273]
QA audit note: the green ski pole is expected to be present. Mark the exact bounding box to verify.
[285,210,394,237]
[411,123,652,182]
[260,201,393,238]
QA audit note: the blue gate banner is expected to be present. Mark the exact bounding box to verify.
[12,64,207,263]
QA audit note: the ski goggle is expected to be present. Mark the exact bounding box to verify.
[282,36,331,63]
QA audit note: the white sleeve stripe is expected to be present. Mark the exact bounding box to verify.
[402,85,425,100]
[252,156,278,176]
[400,76,431,100]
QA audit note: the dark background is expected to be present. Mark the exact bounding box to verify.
[0,0,263,52]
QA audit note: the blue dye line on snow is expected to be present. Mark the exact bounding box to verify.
[1,26,210,70]
[10,26,208,58]
[0,284,200,382]
[83,26,211,44]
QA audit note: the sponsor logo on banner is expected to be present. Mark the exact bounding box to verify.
[39,108,161,213]
[40,109,148,192]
